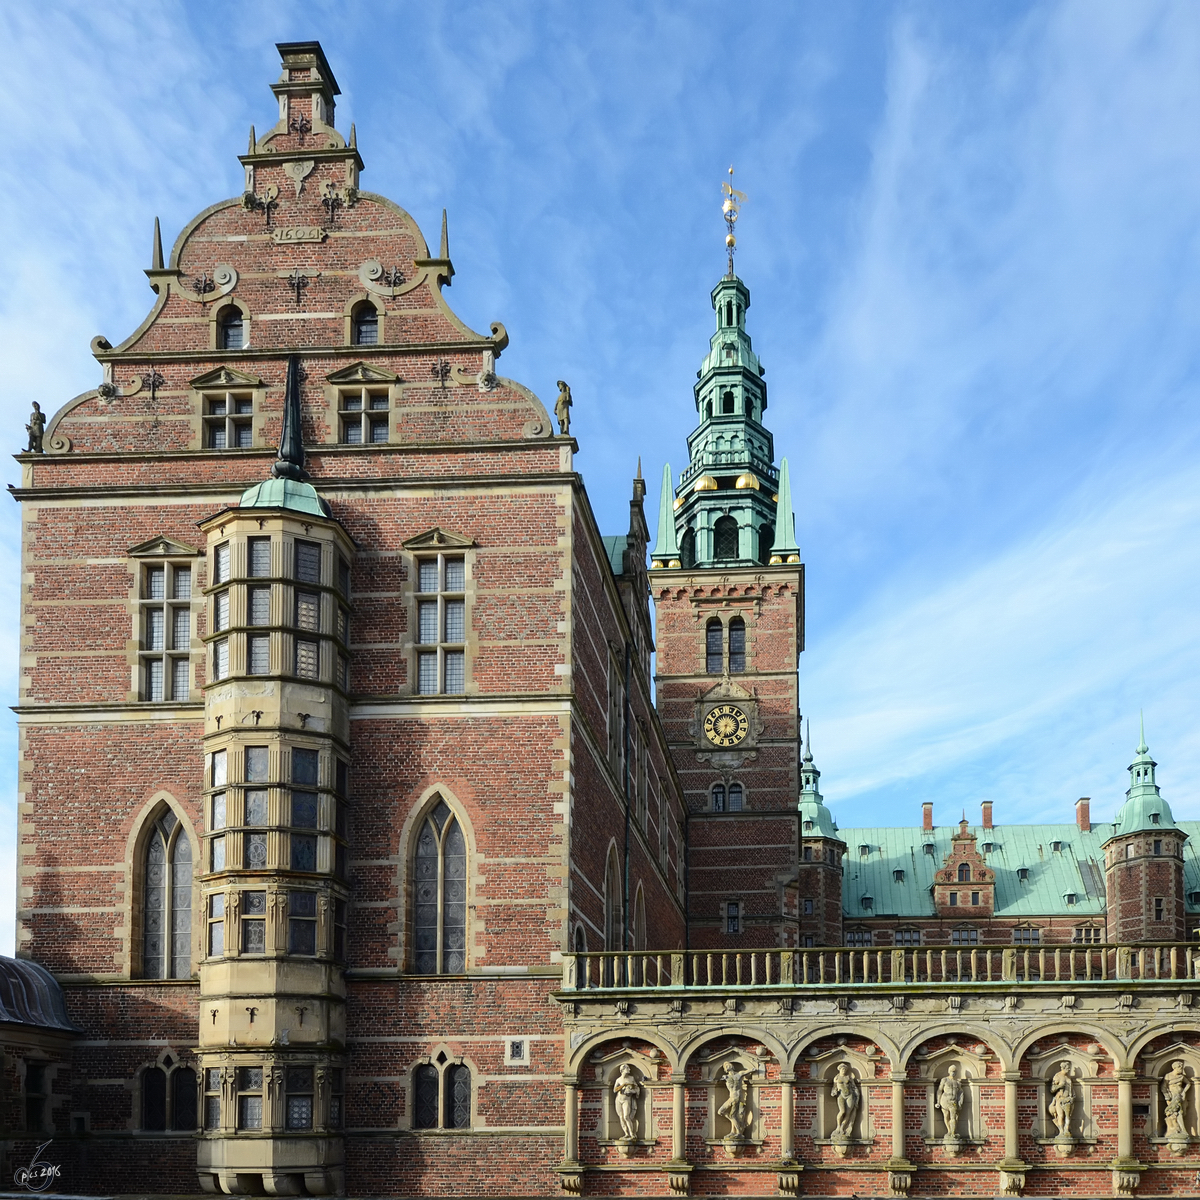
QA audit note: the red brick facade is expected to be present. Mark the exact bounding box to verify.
[6,40,1200,1200]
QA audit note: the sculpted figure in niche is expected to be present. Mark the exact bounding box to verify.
[26,402,44,453]
[555,380,573,436]
[1048,1061,1075,1140]
[1162,1060,1190,1139]
[830,1063,861,1139]
[612,1064,641,1141]
[937,1064,965,1138]
[718,1061,755,1138]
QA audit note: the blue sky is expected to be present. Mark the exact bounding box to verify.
[4,2,1200,952]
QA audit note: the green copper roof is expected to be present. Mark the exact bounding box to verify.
[652,463,680,562]
[838,820,1200,919]
[601,535,626,576]
[1111,726,1174,835]
[239,476,331,517]
[671,273,783,568]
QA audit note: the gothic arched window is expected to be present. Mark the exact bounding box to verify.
[412,800,467,974]
[352,302,379,346]
[706,619,723,673]
[143,810,193,979]
[714,516,739,560]
[413,1059,472,1131]
[604,846,623,952]
[143,1067,167,1131]
[218,306,244,350]
[728,618,745,672]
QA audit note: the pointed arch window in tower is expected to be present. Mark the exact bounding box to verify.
[728,618,745,673]
[143,811,193,979]
[706,619,723,673]
[714,515,739,560]
[413,800,467,974]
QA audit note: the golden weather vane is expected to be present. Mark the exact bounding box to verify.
[721,165,747,276]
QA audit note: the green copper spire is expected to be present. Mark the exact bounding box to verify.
[1112,720,1176,836]
[671,269,785,568]
[651,463,681,566]
[798,722,838,836]
[770,456,800,563]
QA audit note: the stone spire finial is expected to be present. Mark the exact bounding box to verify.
[440,209,449,260]
[273,355,305,481]
[151,217,164,271]
[248,125,256,154]
[1138,710,1148,755]
[651,464,681,566]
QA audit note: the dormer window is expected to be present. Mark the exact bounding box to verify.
[957,863,971,882]
[893,869,905,883]
[1188,891,1200,905]
[1017,867,1030,882]
[923,843,935,855]
[218,305,244,350]
[1064,892,1078,905]
[981,842,995,854]
[803,820,813,833]
[860,895,873,911]
[352,303,379,346]
[859,844,870,858]
[1150,812,1161,825]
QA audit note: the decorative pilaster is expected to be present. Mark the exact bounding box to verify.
[1109,1070,1145,1197]
[997,1071,1027,1195]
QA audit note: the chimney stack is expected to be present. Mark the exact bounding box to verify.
[923,802,933,832]
[1076,797,1090,833]
[981,801,993,829]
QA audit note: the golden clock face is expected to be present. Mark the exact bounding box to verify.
[704,704,749,748]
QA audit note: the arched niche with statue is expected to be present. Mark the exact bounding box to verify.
[912,1037,995,1156]
[1025,1040,1104,1156]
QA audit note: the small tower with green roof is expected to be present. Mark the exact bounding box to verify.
[1103,720,1187,943]
[790,726,846,947]
[650,175,807,949]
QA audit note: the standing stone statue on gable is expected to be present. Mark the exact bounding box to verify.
[555,380,573,436]
[26,402,45,453]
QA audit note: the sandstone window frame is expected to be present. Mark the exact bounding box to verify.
[190,366,264,451]
[410,796,469,975]
[325,360,399,445]
[139,1056,199,1133]
[414,553,467,696]
[129,538,201,704]
[128,795,201,982]
[409,1052,474,1132]
[207,300,252,353]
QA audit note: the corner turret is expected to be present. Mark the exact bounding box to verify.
[1103,720,1187,943]
[788,726,845,948]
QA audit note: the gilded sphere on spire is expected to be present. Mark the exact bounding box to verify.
[726,233,736,248]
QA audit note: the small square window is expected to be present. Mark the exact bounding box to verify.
[247,635,270,675]
[245,790,268,826]
[726,901,740,934]
[244,832,268,869]
[295,639,320,679]
[294,541,321,584]
[949,892,958,907]
[249,538,271,577]
[803,899,813,916]
[293,748,319,785]
[249,587,271,625]
[291,834,318,872]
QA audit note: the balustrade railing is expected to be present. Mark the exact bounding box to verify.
[562,944,1200,990]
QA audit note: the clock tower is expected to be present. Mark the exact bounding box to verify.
[649,232,806,948]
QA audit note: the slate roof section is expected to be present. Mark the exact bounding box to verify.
[0,957,79,1032]
[838,821,1200,919]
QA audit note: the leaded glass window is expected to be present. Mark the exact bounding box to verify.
[415,555,466,695]
[413,1064,438,1129]
[142,810,193,979]
[706,619,722,673]
[445,1063,471,1129]
[413,800,467,974]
